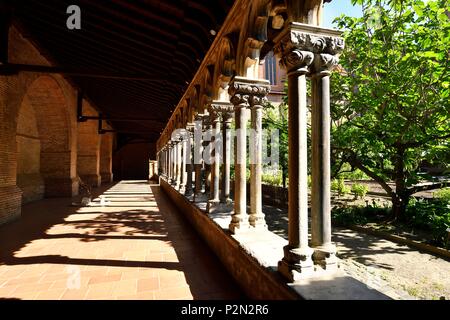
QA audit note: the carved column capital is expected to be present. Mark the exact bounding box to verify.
[228,77,270,109]
[208,101,234,123]
[186,122,195,132]
[273,22,344,74]
[194,113,204,122]
[313,53,339,76]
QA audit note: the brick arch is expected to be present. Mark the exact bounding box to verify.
[19,75,78,197]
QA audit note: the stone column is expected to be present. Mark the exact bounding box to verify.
[185,123,195,197]
[207,102,233,213]
[273,23,344,280]
[163,147,167,178]
[203,115,212,199]
[193,114,206,202]
[311,52,340,270]
[169,141,175,184]
[166,145,170,179]
[249,81,270,229]
[206,107,221,212]
[274,25,316,281]
[179,131,187,192]
[175,136,182,187]
[221,106,234,205]
[228,77,252,233]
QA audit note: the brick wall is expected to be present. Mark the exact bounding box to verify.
[16,94,44,203]
[100,132,114,183]
[0,25,80,225]
[77,101,101,187]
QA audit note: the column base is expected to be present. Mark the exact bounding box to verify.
[206,199,220,213]
[312,244,338,272]
[210,202,233,214]
[193,193,208,203]
[184,187,194,197]
[220,197,233,205]
[229,214,251,234]
[249,212,268,230]
[278,245,315,282]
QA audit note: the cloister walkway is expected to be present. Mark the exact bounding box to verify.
[0,181,244,300]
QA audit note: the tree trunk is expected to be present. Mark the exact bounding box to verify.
[391,193,409,221]
[393,145,408,220]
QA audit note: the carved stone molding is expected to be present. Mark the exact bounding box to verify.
[313,53,339,75]
[208,101,234,121]
[228,76,270,109]
[194,113,205,122]
[273,22,344,73]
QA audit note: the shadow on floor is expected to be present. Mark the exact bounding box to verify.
[0,180,245,300]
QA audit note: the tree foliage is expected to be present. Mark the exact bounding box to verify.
[331,0,450,219]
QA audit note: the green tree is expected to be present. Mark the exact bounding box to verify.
[331,0,450,220]
[263,94,289,188]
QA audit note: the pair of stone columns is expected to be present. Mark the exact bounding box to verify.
[205,102,234,213]
[193,114,208,202]
[273,23,344,280]
[167,131,190,191]
[227,77,270,234]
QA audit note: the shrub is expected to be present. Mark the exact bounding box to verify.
[262,172,282,186]
[331,178,350,196]
[434,188,450,203]
[332,204,390,226]
[351,183,368,199]
[406,197,450,248]
[338,164,370,180]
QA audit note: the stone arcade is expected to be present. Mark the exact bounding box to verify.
[0,0,388,300]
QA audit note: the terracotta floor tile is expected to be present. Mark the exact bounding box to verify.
[116,291,154,300]
[35,288,66,300]
[112,279,137,297]
[154,285,193,300]
[0,285,19,297]
[88,274,122,285]
[0,182,244,300]
[85,283,115,300]
[158,273,187,289]
[61,288,89,300]
[12,282,53,295]
[3,275,42,287]
[137,277,159,292]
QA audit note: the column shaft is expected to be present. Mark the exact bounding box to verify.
[211,116,221,201]
[275,49,315,281]
[311,67,336,269]
[229,105,249,232]
[185,126,194,196]
[249,105,266,229]
[221,114,232,203]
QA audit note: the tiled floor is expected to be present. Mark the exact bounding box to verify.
[0,181,245,300]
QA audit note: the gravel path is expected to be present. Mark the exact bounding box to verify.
[263,204,450,300]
